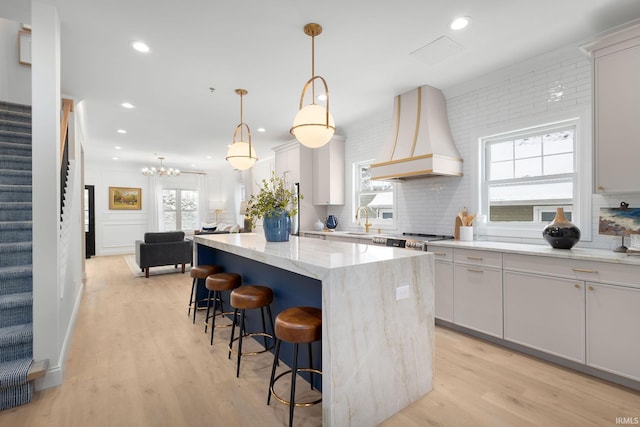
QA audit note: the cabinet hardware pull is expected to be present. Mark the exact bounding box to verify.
[574,284,580,289]
[589,286,594,291]
[434,252,447,256]
[467,268,483,273]
[467,256,483,260]
[572,268,597,273]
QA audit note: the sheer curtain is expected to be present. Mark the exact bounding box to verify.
[197,173,209,227]
[148,175,164,232]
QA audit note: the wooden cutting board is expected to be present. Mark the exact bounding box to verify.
[454,216,462,240]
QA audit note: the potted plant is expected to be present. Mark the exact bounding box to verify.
[246,172,301,242]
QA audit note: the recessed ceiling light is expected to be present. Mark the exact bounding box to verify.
[450,16,470,31]
[112,157,119,160]
[131,41,150,53]
[317,94,327,102]
[257,127,266,133]
[207,156,212,159]
[121,102,134,109]
[114,146,122,150]
[117,129,127,134]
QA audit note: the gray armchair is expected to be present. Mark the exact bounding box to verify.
[135,231,193,278]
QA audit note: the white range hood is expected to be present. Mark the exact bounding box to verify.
[370,85,463,180]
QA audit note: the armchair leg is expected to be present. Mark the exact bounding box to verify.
[146,268,150,278]
[181,264,186,273]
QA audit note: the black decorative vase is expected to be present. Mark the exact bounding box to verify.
[542,208,581,249]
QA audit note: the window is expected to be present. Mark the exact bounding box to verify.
[354,162,395,227]
[163,189,199,231]
[481,122,576,228]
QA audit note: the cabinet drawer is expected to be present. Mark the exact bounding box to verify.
[427,246,453,262]
[454,248,502,268]
[503,253,640,288]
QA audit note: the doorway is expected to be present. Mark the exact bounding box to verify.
[84,185,95,258]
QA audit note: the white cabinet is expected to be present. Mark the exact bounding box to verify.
[503,271,585,362]
[273,140,325,232]
[452,249,503,338]
[427,247,454,322]
[586,282,640,382]
[274,141,302,184]
[312,136,345,205]
[589,24,640,193]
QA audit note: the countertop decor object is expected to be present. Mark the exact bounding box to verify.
[598,202,640,253]
[542,207,581,249]
[313,219,324,231]
[326,214,338,230]
[246,171,301,242]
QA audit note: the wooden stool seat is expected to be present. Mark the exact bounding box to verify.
[188,264,223,323]
[228,285,275,377]
[206,273,241,291]
[191,265,221,279]
[231,285,274,309]
[204,273,242,342]
[268,306,322,427]
[275,307,322,344]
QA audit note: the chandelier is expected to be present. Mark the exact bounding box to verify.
[226,88,258,170]
[290,23,335,148]
[141,156,180,176]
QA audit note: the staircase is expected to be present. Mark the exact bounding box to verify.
[0,101,35,410]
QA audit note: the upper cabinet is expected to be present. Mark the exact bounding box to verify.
[312,135,345,205]
[587,24,640,194]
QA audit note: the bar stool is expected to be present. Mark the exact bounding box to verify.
[188,264,222,323]
[204,273,242,345]
[228,285,275,378]
[267,306,322,427]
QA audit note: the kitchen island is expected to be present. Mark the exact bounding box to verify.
[194,233,434,427]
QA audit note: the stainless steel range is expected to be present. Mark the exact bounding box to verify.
[371,233,454,251]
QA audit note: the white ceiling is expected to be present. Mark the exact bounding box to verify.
[16,1,640,171]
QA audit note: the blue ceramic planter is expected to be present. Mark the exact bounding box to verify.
[263,209,291,242]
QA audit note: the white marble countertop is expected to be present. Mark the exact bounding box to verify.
[426,239,640,266]
[195,233,428,279]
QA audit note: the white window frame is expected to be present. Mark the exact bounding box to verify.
[474,110,592,241]
[162,188,199,232]
[353,160,397,230]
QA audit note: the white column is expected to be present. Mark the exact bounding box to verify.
[31,0,62,389]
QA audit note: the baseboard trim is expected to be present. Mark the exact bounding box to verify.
[34,282,84,391]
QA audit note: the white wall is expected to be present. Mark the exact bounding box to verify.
[0,17,31,104]
[329,44,640,251]
[83,161,250,255]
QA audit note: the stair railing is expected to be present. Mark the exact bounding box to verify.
[59,99,74,220]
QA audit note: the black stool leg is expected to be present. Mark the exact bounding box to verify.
[260,307,269,349]
[289,343,299,427]
[229,308,239,360]
[236,309,246,377]
[309,342,314,390]
[210,291,221,346]
[267,338,281,405]
[188,277,197,318]
[204,289,214,333]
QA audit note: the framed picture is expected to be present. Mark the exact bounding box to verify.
[109,187,142,210]
[18,29,31,66]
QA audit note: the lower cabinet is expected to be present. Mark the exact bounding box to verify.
[586,282,640,382]
[503,271,585,363]
[434,260,454,322]
[453,264,503,338]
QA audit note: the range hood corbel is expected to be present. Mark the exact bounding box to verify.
[370,85,463,180]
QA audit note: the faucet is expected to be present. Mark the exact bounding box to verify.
[355,206,372,233]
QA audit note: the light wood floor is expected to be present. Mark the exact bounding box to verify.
[0,255,638,426]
